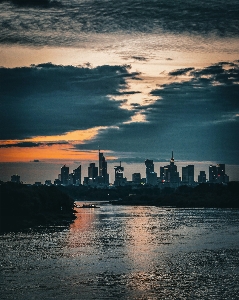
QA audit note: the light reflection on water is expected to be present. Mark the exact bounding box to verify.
[1,205,239,299]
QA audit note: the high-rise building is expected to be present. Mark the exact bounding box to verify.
[145,159,154,175]
[114,162,126,186]
[217,164,225,178]
[61,165,69,185]
[73,165,81,185]
[160,152,180,186]
[209,165,217,182]
[145,159,157,185]
[88,163,98,180]
[209,164,229,183]
[99,150,109,185]
[182,165,194,185]
[132,173,141,184]
[198,171,206,183]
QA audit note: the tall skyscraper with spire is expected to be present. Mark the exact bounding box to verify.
[170,151,174,164]
[160,151,180,186]
[99,149,109,185]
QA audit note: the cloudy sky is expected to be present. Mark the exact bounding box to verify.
[0,0,239,183]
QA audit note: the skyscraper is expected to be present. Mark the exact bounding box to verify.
[145,159,157,185]
[61,165,69,185]
[209,165,217,182]
[132,173,141,184]
[182,165,194,185]
[88,163,98,180]
[73,165,81,185]
[160,152,180,186]
[99,150,109,184]
[114,162,126,186]
[198,171,206,183]
[209,164,229,183]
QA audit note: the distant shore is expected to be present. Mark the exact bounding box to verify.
[1,182,238,232]
[111,182,239,208]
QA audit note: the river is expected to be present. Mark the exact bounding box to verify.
[1,204,239,299]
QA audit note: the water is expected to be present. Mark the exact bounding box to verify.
[1,205,239,299]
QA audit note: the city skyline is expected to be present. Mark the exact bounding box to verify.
[0,1,239,181]
[6,150,231,186]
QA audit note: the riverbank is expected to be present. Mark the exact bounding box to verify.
[0,182,76,232]
[112,182,239,208]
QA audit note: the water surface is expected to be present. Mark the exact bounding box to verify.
[1,205,239,299]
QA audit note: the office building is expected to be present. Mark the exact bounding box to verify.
[114,162,126,186]
[99,150,109,185]
[73,165,81,185]
[182,165,194,185]
[132,173,141,184]
[198,171,206,183]
[209,164,229,183]
[88,163,98,185]
[61,165,69,185]
[160,152,180,185]
[145,159,157,185]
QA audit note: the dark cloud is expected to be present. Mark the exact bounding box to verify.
[131,56,148,62]
[0,142,41,148]
[0,63,136,140]
[75,62,239,164]
[169,67,195,76]
[0,141,69,148]
[0,0,238,47]
[111,91,141,96]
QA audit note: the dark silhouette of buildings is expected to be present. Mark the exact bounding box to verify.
[99,150,109,185]
[209,164,229,183]
[160,152,180,186]
[11,174,20,183]
[87,163,98,185]
[132,173,141,184]
[72,165,81,185]
[198,171,206,183]
[145,159,157,185]
[54,178,61,185]
[88,163,98,179]
[182,165,194,185]
[58,165,81,185]
[9,149,232,187]
[83,150,109,186]
[61,165,69,185]
[114,162,126,186]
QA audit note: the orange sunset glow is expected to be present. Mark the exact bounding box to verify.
[0,144,97,162]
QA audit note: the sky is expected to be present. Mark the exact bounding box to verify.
[0,0,239,183]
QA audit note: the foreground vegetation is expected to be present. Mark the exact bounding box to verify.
[0,182,76,232]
